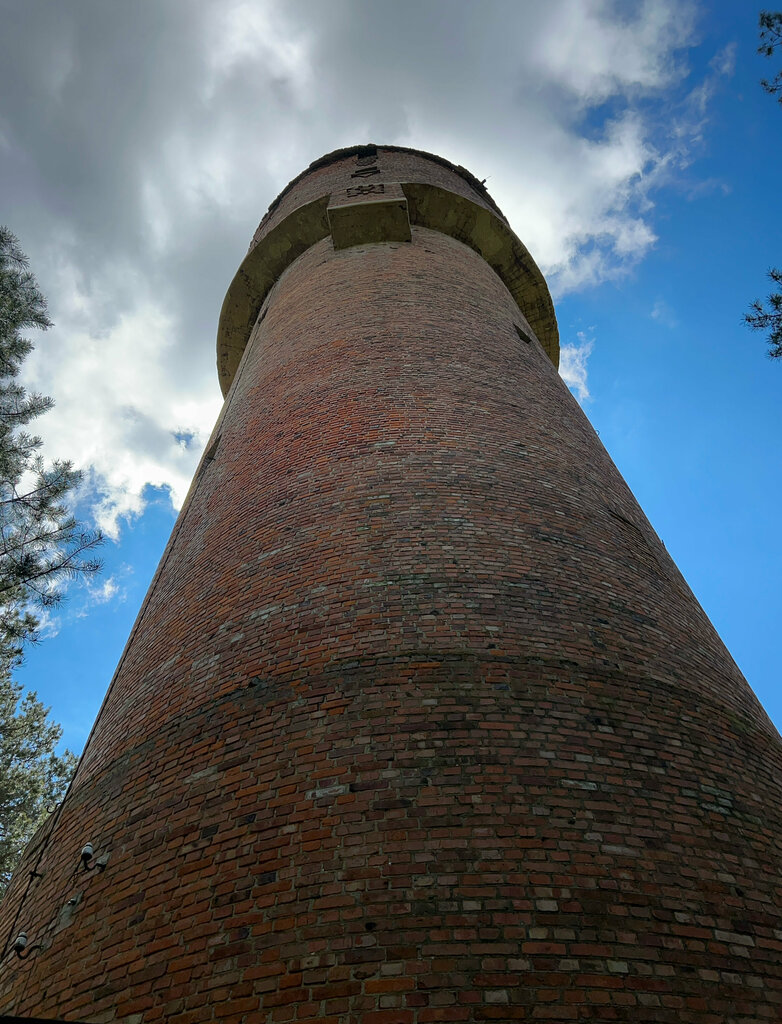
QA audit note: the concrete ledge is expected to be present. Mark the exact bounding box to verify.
[217,197,330,393]
[217,184,559,395]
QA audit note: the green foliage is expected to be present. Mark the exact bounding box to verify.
[0,227,103,659]
[0,227,103,893]
[0,671,76,896]
[747,14,782,358]
[759,10,782,101]
[745,267,782,358]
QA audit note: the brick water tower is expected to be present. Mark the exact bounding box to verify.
[1,146,781,1023]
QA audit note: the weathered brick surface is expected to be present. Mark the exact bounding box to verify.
[1,149,781,1023]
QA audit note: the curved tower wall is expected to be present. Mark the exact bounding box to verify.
[1,147,781,1023]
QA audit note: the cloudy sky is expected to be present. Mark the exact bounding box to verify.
[2,0,780,748]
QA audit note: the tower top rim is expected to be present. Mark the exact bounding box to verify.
[216,145,559,395]
[260,144,508,227]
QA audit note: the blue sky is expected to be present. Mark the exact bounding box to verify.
[2,0,780,752]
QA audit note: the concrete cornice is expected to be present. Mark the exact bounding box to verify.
[216,183,559,396]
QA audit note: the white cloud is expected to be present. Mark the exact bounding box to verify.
[495,110,662,292]
[2,0,718,537]
[205,0,313,102]
[35,609,61,642]
[22,260,222,538]
[710,42,737,78]
[650,298,679,329]
[528,0,694,101]
[40,567,130,640]
[559,331,594,404]
[78,574,127,614]
[93,577,122,604]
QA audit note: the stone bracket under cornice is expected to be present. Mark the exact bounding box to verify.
[216,183,559,395]
[328,182,412,250]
